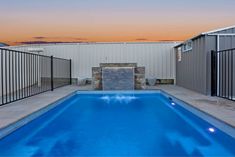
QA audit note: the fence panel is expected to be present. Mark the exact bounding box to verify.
[0,48,71,106]
[211,48,235,101]
[53,57,71,89]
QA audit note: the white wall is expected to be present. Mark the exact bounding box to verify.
[0,49,47,96]
[8,42,178,80]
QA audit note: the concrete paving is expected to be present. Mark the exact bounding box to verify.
[147,85,235,128]
[0,85,79,130]
[0,84,235,134]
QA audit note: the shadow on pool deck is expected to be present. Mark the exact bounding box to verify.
[0,84,234,132]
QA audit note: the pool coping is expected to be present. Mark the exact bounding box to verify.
[0,90,235,140]
[159,90,235,138]
[0,91,78,140]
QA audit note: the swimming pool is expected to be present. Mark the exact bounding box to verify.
[0,91,235,156]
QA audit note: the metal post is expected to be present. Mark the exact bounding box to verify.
[211,50,217,96]
[70,59,72,85]
[232,50,234,100]
[5,50,8,103]
[51,56,54,91]
[1,50,4,105]
[216,35,220,96]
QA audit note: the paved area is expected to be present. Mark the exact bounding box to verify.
[0,84,235,133]
[0,85,79,130]
[0,81,70,106]
[148,85,235,128]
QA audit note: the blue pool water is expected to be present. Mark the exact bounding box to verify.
[0,91,235,156]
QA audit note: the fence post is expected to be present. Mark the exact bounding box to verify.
[51,56,54,91]
[211,50,217,96]
[1,49,4,105]
[69,59,72,85]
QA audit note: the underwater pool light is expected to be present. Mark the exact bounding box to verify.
[208,127,215,133]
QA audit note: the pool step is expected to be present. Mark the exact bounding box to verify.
[167,132,232,156]
[167,132,199,155]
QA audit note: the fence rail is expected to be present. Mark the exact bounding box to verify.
[0,48,71,106]
[211,48,235,101]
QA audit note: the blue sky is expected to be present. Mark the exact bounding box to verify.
[0,0,235,45]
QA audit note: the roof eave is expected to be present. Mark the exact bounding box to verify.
[174,25,235,48]
[201,25,235,35]
[174,34,204,48]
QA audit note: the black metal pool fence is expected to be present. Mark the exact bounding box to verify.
[211,48,235,101]
[0,48,72,106]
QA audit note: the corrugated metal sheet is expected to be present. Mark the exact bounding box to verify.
[205,35,217,95]
[214,27,235,34]
[219,36,235,50]
[176,36,207,94]
[8,42,178,80]
[176,33,235,95]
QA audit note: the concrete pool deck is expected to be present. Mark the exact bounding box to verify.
[148,85,235,128]
[0,85,235,134]
[0,86,79,130]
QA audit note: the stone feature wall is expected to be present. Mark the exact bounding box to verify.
[92,67,102,90]
[135,67,145,90]
[102,67,134,90]
[100,63,137,67]
[92,63,145,90]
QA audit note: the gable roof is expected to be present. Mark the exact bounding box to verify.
[201,25,235,35]
[175,25,235,48]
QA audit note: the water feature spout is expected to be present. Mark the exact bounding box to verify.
[100,95,137,104]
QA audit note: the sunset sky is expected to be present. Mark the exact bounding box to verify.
[0,0,235,45]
